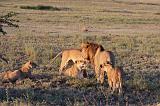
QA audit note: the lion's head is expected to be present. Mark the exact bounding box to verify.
[21,61,38,72]
[80,42,104,64]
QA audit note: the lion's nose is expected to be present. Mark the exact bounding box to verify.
[81,65,86,69]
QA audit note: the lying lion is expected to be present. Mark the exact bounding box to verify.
[100,62,123,94]
[63,60,88,79]
[1,61,37,83]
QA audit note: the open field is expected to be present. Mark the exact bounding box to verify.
[0,0,160,105]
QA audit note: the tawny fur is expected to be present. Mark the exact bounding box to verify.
[63,60,88,79]
[81,42,104,65]
[2,70,21,82]
[94,47,115,83]
[81,42,114,83]
[21,61,32,72]
[1,61,34,83]
[100,63,122,94]
[59,49,87,74]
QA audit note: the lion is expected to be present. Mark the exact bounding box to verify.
[1,61,37,83]
[81,42,105,65]
[81,42,115,83]
[94,47,115,83]
[100,62,123,94]
[63,60,88,79]
[47,49,88,74]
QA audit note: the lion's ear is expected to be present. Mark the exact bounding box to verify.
[106,61,112,65]
[81,43,89,48]
[100,45,104,51]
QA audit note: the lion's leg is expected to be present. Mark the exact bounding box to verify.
[118,82,122,95]
[59,52,68,74]
[94,66,100,83]
[112,81,116,94]
[108,80,113,91]
[60,58,73,75]
[99,69,104,84]
[59,57,68,74]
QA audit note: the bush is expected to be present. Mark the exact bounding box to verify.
[20,5,70,11]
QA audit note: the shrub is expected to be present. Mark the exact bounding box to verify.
[24,44,37,61]
[20,5,70,11]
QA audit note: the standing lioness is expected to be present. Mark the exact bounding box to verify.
[48,49,87,74]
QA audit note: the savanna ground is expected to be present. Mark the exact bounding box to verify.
[0,0,160,105]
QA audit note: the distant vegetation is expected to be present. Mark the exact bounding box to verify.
[20,5,71,11]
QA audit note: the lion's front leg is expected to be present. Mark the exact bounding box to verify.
[94,65,100,83]
[99,69,104,84]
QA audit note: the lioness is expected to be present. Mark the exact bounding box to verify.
[63,60,88,78]
[94,47,115,83]
[48,49,87,74]
[100,62,123,94]
[2,61,37,83]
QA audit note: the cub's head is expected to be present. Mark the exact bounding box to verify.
[21,61,38,72]
[75,60,89,70]
[100,61,113,72]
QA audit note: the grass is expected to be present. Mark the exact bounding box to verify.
[0,0,160,105]
[0,34,159,105]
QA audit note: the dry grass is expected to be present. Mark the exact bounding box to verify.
[0,0,160,105]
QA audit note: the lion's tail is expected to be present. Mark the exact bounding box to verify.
[46,51,62,67]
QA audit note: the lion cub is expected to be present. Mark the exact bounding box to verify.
[100,62,123,94]
[63,60,88,79]
[2,61,36,83]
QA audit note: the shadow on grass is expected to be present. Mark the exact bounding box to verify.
[0,71,159,105]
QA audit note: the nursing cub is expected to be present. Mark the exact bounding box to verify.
[63,60,88,79]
